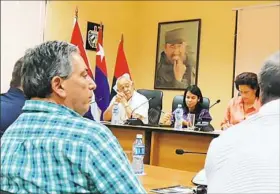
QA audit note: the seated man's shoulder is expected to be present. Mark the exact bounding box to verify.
[208,124,246,161]
[72,116,110,133]
[1,97,23,109]
[135,91,148,101]
[215,113,261,147]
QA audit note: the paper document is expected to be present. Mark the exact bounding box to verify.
[150,185,194,194]
[192,169,207,186]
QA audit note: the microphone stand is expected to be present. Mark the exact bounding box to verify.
[209,99,221,109]
[194,99,221,131]
[176,149,208,192]
[125,97,154,126]
[176,149,207,155]
[184,151,206,155]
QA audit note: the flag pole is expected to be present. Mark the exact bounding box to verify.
[99,21,103,30]
[98,22,103,45]
[73,6,78,26]
[75,6,78,20]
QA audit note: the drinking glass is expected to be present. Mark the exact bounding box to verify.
[187,113,195,130]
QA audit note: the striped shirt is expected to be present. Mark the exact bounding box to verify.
[1,100,146,194]
[205,99,280,193]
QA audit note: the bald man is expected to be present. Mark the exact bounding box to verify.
[103,74,149,124]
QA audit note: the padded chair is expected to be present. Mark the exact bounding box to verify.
[172,95,210,112]
[137,89,163,125]
[172,95,214,132]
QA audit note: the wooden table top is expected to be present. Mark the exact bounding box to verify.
[139,165,196,192]
[104,122,221,137]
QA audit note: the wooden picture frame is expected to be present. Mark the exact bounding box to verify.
[154,19,201,90]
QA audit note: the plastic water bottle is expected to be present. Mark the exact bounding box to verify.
[174,104,183,130]
[132,134,145,175]
[111,102,120,125]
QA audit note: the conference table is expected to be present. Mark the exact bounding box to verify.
[141,165,196,192]
[104,122,221,172]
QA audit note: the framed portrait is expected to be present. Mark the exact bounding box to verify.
[154,19,201,90]
[85,22,104,51]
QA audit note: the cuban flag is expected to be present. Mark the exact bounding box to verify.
[93,25,110,120]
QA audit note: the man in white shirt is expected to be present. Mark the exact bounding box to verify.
[103,74,149,124]
[205,51,280,193]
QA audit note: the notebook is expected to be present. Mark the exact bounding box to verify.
[192,169,207,186]
[150,185,194,194]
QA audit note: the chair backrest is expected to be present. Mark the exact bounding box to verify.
[137,89,163,125]
[172,95,210,112]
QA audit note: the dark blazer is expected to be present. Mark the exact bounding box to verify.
[0,88,26,137]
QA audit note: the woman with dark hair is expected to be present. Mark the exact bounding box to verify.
[221,72,261,130]
[162,85,212,127]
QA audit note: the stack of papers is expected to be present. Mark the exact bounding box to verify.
[192,169,207,186]
[150,185,194,194]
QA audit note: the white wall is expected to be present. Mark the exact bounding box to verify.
[1,1,46,92]
[234,3,280,96]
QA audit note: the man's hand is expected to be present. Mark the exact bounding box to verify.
[115,92,128,105]
[132,113,144,120]
[115,92,122,103]
[162,112,172,125]
[173,58,186,82]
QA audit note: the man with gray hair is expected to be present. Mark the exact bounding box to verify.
[0,41,146,194]
[103,73,149,124]
[205,51,280,193]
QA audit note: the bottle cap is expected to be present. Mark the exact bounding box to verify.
[136,134,143,139]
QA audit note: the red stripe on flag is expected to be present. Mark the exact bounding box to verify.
[114,35,131,78]
[70,20,93,78]
[110,35,131,100]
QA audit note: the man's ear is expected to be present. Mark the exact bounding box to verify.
[51,76,66,98]
[131,81,135,89]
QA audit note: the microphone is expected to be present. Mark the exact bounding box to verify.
[125,97,155,126]
[131,97,155,117]
[209,99,221,109]
[175,149,206,155]
[196,99,221,130]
